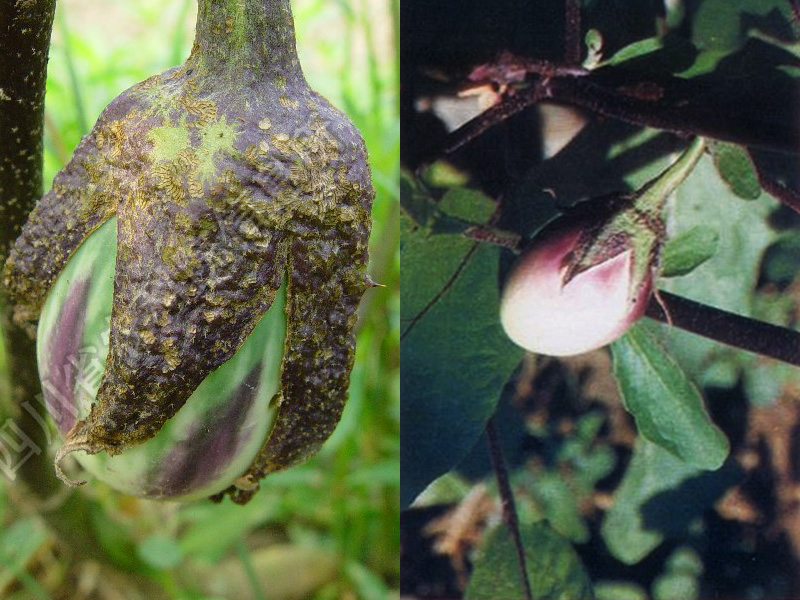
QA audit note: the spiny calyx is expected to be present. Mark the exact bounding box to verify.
[563,137,706,301]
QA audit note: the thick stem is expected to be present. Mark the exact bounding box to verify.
[0,0,55,491]
[442,64,797,159]
[564,0,582,66]
[756,168,800,215]
[646,289,800,367]
[190,0,303,82]
[548,74,798,152]
[0,0,56,259]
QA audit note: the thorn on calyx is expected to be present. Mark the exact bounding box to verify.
[652,286,673,327]
[54,439,92,487]
[365,276,384,288]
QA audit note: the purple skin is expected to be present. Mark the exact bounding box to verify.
[42,277,91,434]
[147,366,262,497]
[39,251,276,499]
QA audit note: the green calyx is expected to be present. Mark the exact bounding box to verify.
[4,0,374,505]
[564,137,706,300]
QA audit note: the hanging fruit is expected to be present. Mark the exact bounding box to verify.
[500,138,705,357]
[5,0,374,504]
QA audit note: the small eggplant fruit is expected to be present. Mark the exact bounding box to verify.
[500,219,652,356]
[500,138,706,357]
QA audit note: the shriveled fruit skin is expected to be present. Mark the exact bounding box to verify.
[37,218,286,501]
[5,0,374,504]
[500,220,652,357]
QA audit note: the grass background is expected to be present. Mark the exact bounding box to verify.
[0,0,399,598]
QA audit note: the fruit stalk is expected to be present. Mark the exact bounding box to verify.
[193,0,301,77]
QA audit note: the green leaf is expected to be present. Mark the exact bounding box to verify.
[601,439,739,564]
[709,142,761,200]
[652,548,703,600]
[584,29,603,68]
[178,493,281,562]
[517,472,589,543]
[344,561,391,600]
[137,534,183,570]
[421,160,470,189]
[664,546,704,575]
[660,226,720,278]
[400,230,475,327]
[513,411,615,544]
[595,581,648,600]
[652,573,699,600]
[465,522,594,600]
[400,208,417,245]
[412,472,473,506]
[778,64,800,78]
[683,0,795,75]
[427,187,499,237]
[400,172,438,227]
[438,187,496,224]
[400,179,496,239]
[692,0,792,52]
[678,49,730,78]
[89,505,150,573]
[0,518,50,594]
[611,324,729,470]
[400,228,522,507]
[600,37,663,67]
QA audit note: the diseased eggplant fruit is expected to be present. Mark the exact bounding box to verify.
[4,0,374,504]
[37,217,288,500]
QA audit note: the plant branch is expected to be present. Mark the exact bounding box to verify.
[646,289,800,367]
[564,0,582,66]
[442,55,798,158]
[0,0,55,256]
[756,168,800,215]
[546,74,797,152]
[486,416,533,600]
[444,83,548,155]
[0,0,56,488]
